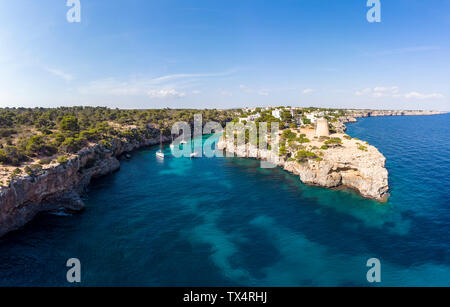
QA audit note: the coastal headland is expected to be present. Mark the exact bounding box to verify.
[0,108,446,237]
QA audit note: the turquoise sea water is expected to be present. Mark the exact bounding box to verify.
[0,114,449,286]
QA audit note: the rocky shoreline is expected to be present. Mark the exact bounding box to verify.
[0,110,447,237]
[217,111,445,201]
[217,133,390,202]
[0,127,170,237]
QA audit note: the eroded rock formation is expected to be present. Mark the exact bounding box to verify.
[0,129,170,237]
[217,133,389,202]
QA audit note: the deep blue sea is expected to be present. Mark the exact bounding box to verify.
[0,114,449,286]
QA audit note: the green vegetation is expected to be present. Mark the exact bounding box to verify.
[38,158,52,165]
[357,144,368,151]
[57,155,69,164]
[278,130,310,155]
[279,145,288,156]
[280,110,293,122]
[324,137,342,146]
[0,128,17,138]
[11,168,22,178]
[343,135,352,140]
[24,164,43,177]
[59,115,79,133]
[0,146,27,166]
[297,134,310,144]
[0,107,236,168]
[295,150,317,163]
[255,111,283,130]
[281,129,297,141]
[302,116,312,125]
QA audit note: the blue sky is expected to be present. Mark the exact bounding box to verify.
[0,0,449,110]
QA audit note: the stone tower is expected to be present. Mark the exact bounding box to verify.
[315,118,330,137]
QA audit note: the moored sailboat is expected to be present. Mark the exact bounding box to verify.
[190,137,200,158]
[156,131,165,159]
[170,134,175,149]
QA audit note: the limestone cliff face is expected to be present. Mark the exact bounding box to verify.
[217,138,389,201]
[0,130,169,237]
[349,110,446,117]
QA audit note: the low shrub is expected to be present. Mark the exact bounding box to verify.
[324,137,342,145]
[11,168,22,178]
[39,158,52,165]
[57,155,69,164]
[358,144,368,151]
[295,150,317,163]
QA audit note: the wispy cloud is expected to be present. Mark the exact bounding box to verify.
[78,69,236,99]
[239,85,270,96]
[79,78,188,100]
[44,67,74,82]
[151,68,238,84]
[302,88,314,95]
[147,89,186,99]
[365,46,440,57]
[404,92,445,100]
[355,86,444,100]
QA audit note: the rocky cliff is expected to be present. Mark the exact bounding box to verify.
[0,129,169,237]
[349,110,447,117]
[1,110,444,237]
[217,132,389,201]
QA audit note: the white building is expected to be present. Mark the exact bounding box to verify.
[272,109,281,119]
[305,113,318,124]
[239,112,261,123]
[248,113,261,121]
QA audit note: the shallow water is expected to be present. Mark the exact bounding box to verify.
[0,114,449,286]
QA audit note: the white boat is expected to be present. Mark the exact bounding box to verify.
[156,132,165,159]
[169,135,175,149]
[190,138,200,158]
[180,140,187,145]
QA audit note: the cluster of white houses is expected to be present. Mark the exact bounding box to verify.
[239,107,334,127]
